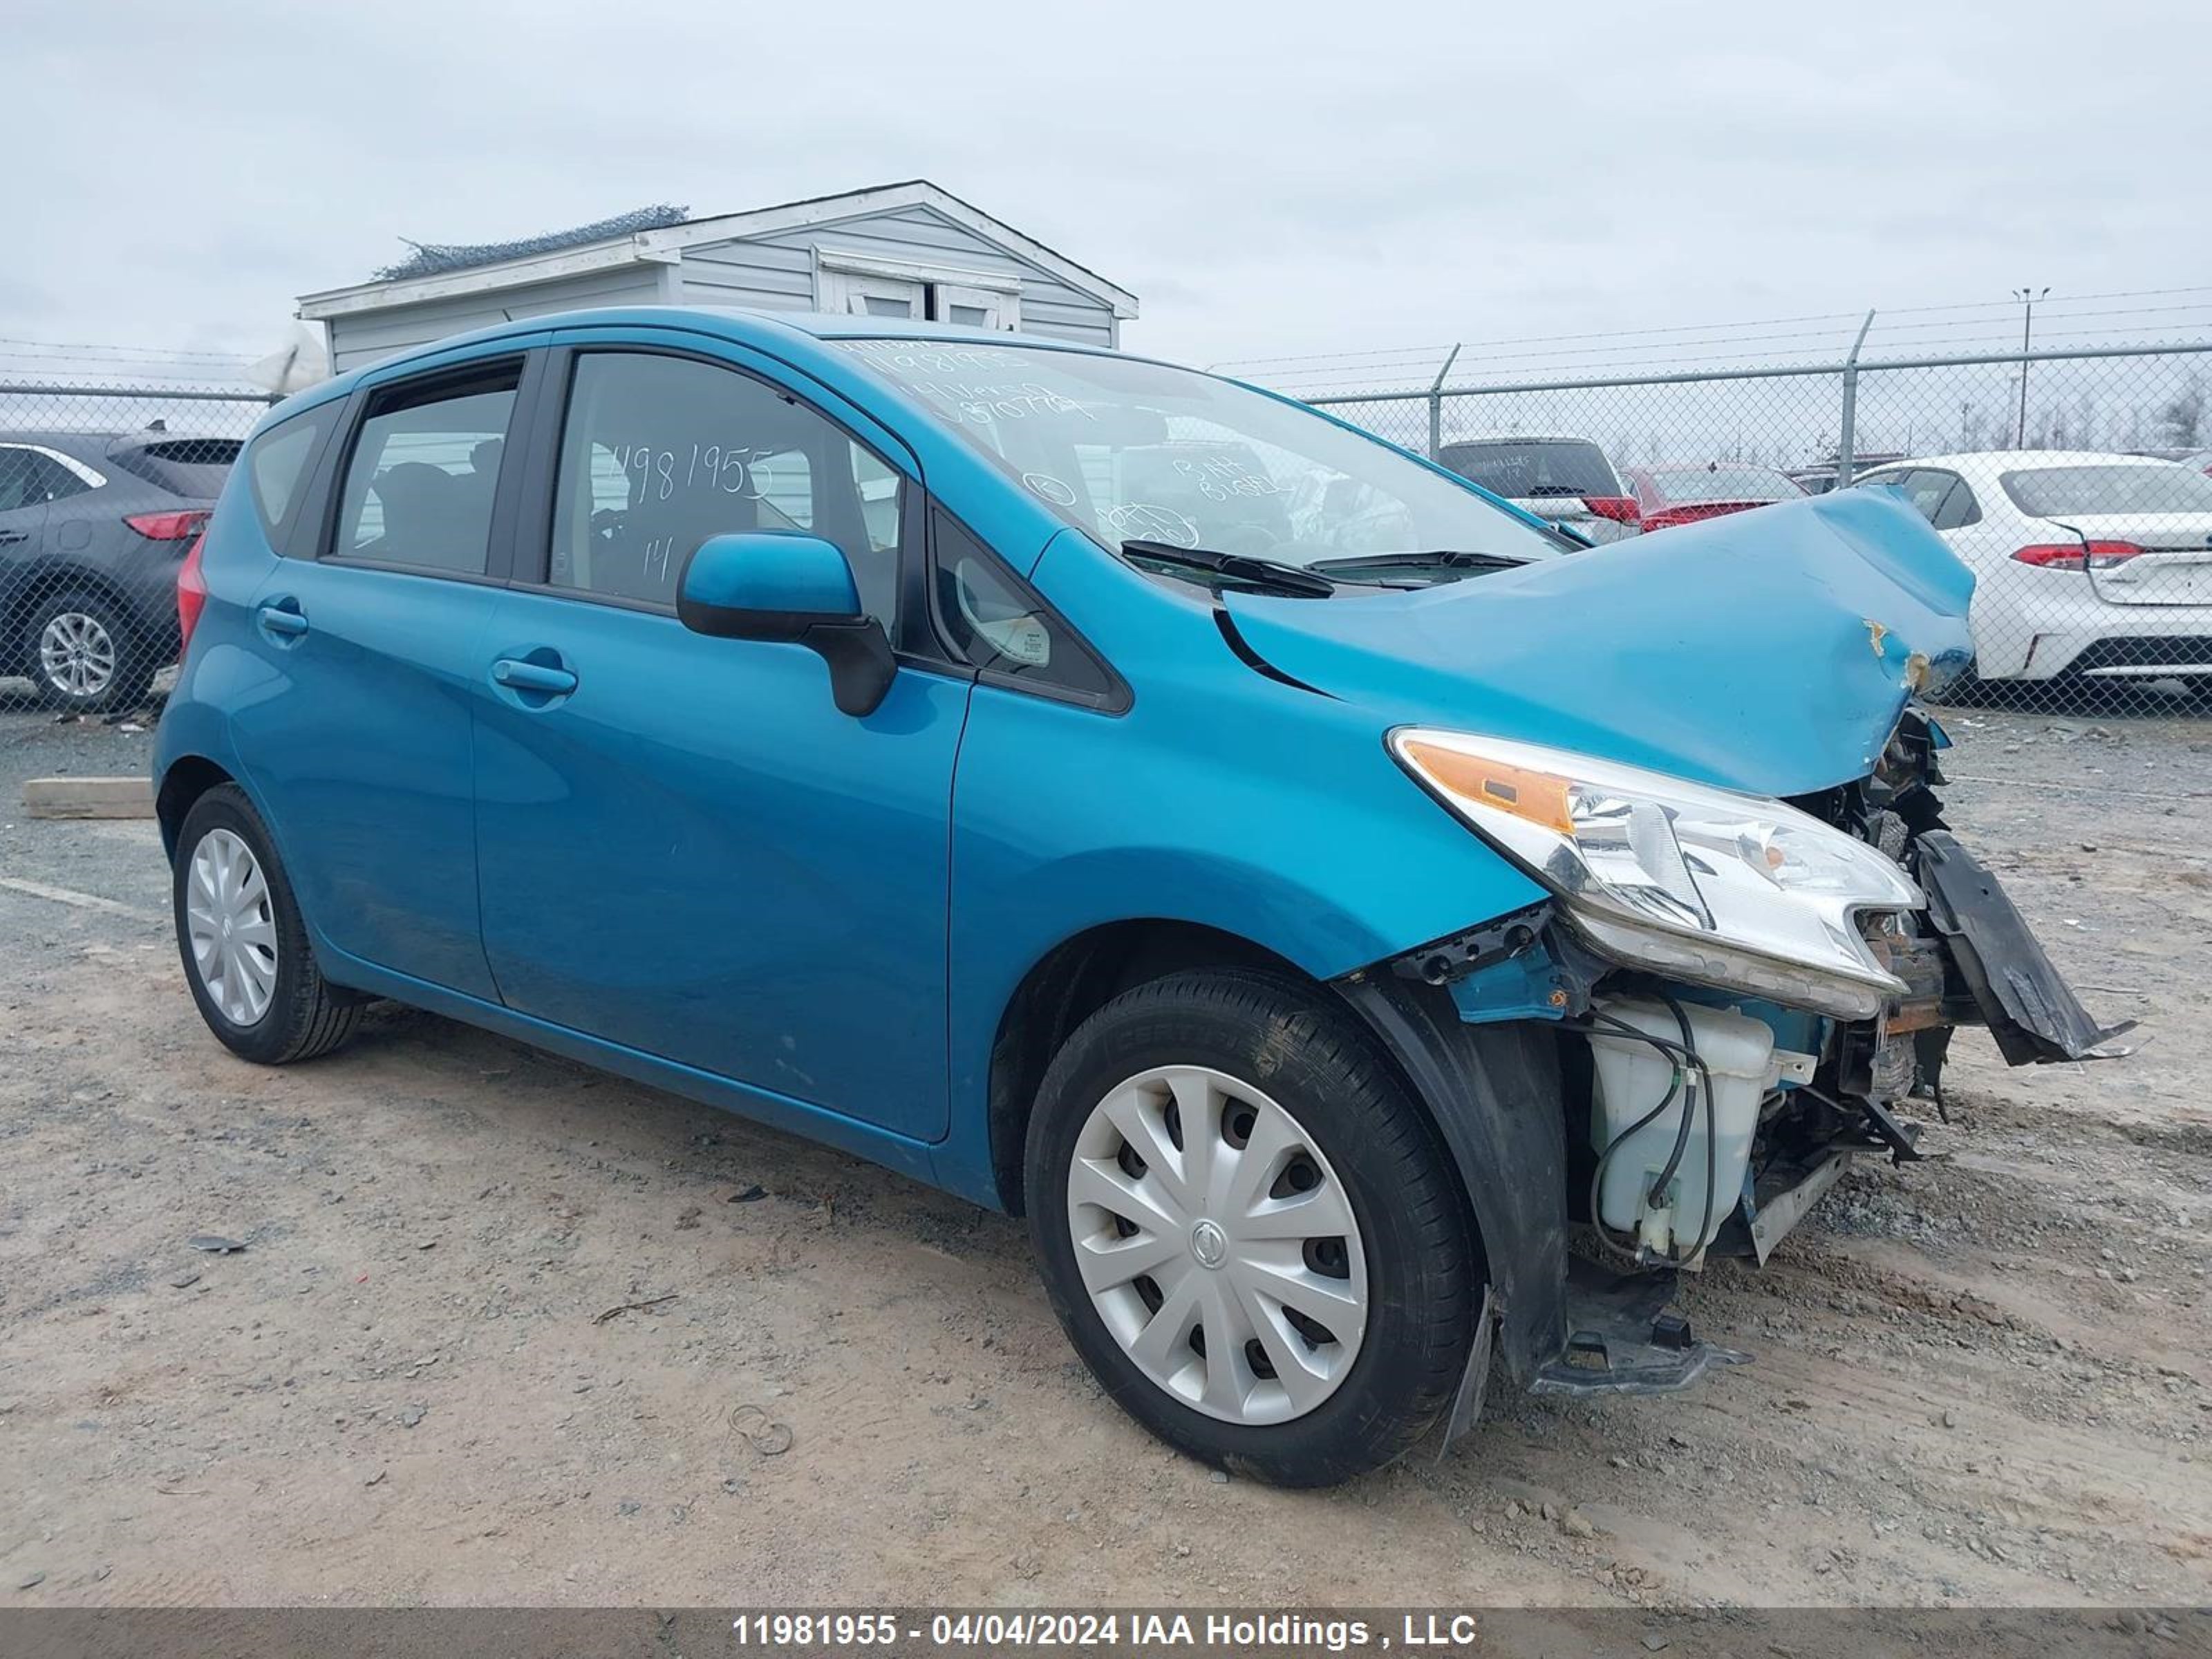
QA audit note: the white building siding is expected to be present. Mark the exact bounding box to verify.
[326,265,668,373]
[306,189,1130,368]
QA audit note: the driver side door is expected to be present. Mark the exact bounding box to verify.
[471,337,968,1141]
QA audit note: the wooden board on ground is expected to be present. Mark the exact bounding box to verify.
[23,776,156,820]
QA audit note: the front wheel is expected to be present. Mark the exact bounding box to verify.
[1026,969,1477,1487]
[173,784,362,1065]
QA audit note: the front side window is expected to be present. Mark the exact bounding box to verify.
[334,365,520,574]
[548,353,904,621]
[833,340,1562,573]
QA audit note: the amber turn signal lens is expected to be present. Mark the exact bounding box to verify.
[1397,738,1576,836]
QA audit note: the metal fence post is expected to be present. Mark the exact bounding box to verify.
[1835,309,1875,488]
[1426,344,1462,460]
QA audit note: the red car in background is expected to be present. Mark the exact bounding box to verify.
[1625,462,1808,532]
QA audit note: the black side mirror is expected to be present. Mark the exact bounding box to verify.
[676,532,895,718]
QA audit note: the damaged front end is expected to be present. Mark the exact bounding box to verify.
[1244,491,2133,1422]
[1359,707,2131,1412]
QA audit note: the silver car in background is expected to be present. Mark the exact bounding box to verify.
[1436,434,1641,544]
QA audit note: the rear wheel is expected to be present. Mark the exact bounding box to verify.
[28,589,154,713]
[173,785,362,1064]
[1026,968,1475,1487]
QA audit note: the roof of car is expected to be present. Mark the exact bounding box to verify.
[1440,433,1605,447]
[281,304,1217,433]
[0,430,142,453]
[1857,449,2191,477]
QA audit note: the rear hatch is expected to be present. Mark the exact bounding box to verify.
[2001,462,2212,606]
[2059,512,2212,606]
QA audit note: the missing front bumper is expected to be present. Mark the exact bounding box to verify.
[1917,830,2135,1065]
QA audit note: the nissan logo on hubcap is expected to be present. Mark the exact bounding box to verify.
[1189,1219,1228,1269]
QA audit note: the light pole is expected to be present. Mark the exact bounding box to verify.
[2014,285,2049,447]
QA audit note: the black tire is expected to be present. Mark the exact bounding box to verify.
[173,784,362,1065]
[1025,968,1476,1488]
[26,588,156,713]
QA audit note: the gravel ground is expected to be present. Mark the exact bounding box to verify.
[0,695,2206,1611]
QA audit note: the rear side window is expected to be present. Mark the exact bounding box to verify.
[0,447,92,511]
[1441,439,1619,499]
[333,364,521,576]
[108,438,242,498]
[1927,473,1981,530]
[245,411,330,542]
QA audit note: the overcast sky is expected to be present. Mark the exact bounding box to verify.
[13,1,2211,379]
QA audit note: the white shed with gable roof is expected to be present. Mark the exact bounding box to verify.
[297,180,1138,375]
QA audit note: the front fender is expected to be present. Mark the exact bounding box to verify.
[1334,973,1568,1384]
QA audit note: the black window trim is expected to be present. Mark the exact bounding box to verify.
[314,350,539,587]
[923,507,1132,716]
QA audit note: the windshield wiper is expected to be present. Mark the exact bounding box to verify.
[1121,539,1337,597]
[1307,549,1528,577]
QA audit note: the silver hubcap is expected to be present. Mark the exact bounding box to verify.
[1067,1065,1368,1425]
[39,611,115,697]
[186,829,278,1026]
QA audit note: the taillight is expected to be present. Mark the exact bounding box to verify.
[177,533,209,654]
[2011,541,2144,570]
[126,509,212,542]
[1581,495,1641,525]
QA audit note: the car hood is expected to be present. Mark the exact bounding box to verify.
[1223,491,1974,798]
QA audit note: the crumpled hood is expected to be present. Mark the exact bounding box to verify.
[1224,490,1974,798]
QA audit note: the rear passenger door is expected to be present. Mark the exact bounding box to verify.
[226,344,543,1000]
[470,335,967,1140]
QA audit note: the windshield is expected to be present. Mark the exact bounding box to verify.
[1645,465,1801,505]
[834,340,1563,570]
[2000,463,2212,517]
[1439,438,1619,498]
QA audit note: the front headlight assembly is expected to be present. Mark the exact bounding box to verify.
[1390,729,1924,1020]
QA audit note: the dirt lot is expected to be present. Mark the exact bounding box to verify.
[1,694,2207,1611]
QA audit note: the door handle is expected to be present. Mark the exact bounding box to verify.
[256,602,309,637]
[491,657,579,695]
[0,530,28,545]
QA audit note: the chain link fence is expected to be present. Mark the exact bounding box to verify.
[1225,303,2212,720]
[0,381,271,716]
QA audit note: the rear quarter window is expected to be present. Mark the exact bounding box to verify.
[245,410,333,543]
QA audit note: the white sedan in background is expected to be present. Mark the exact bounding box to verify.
[1852,451,2212,689]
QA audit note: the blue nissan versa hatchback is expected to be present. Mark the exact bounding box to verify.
[156,310,2126,1485]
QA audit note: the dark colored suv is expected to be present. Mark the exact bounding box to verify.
[0,431,239,710]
